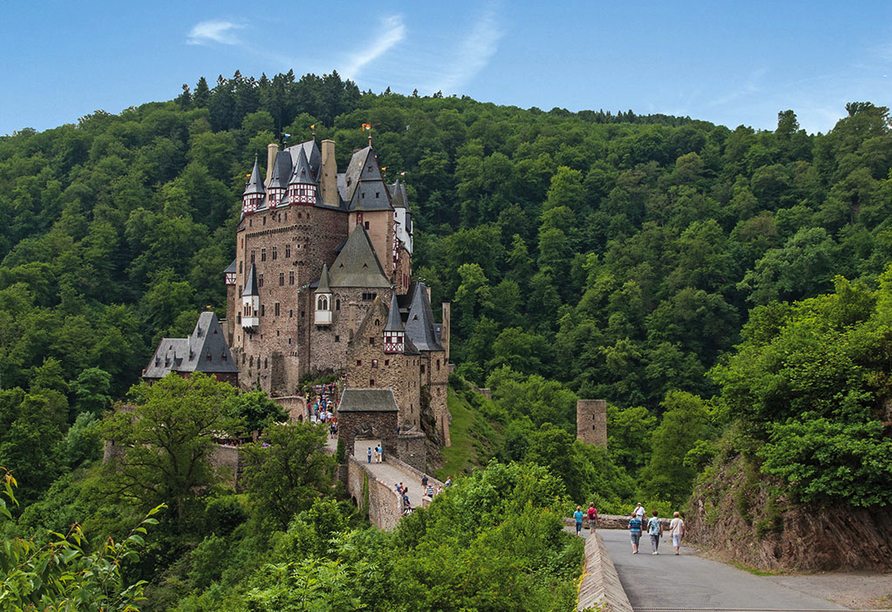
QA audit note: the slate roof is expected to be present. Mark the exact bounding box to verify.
[328,226,391,288]
[404,282,443,352]
[243,157,266,196]
[390,179,408,209]
[289,146,317,186]
[243,263,259,296]
[316,263,331,293]
[268,151,291,190]
[341,147,392,212]
[384,290,404,332]
[144,312,238,379]
[338,388,399,412]
[224,259,236,275]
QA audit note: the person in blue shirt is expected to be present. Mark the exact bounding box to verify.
[574,505,584,535]
[629,513,643,554]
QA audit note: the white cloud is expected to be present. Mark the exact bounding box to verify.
[427,4,504,94]
[342,15,406,80]
[187,20,244,46]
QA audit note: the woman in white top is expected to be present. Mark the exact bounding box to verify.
[669,511,685,555]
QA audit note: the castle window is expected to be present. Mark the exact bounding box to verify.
[364,221,370,230]
[259,274,264,287]
[261,248,266,262]
[335,335,340,342]
[316,295,329,311]
[249,219,252,227]
[284,212,288,221]
[375,319,380,326]
[385,359,390,366]
[242,353,246,363]
[237,314,241,323]
[375,192,379,198]
[272,246,277,260]
[336,299,340,310]
[251,250,256,263]
[370,379,375,386]
[298,212,302,219]
[372,359,378,368]
[264,358,268,368]
[289,309,293,317]
[421,364,425,374]
[289,271,295,285]
[206,354,211,361]
[357,360,362,366]
[263,217,266,226]
[437,359,440,371]
[239,261,243,273]
[222,354,227,361]
[249,356,253,367]
[279,273,284,286]
[285,244,291,258]
[369,337,375,346]
[260,304,265,316]
[275,303,280,316]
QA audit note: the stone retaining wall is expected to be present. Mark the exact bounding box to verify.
[345,456,402,531]
[577,532,633,612]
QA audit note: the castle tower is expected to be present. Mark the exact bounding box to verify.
[314,264,333,325]
[242,156,265,214]
[344,147,394,280]
[241,263,260,330]
[576,400,607,447]
[287,147,318,206]
[383,290,405,353]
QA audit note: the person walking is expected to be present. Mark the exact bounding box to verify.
[586,502,598,530]
[367,447,372,464]
[376,444,383,463]
[647,510,663,554]
[574,505,584,535]
[669,511,685,555]
[634,502,646,524]
[421,474,429,489]
[629,513,643,554]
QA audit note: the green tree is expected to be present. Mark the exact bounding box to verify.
[100,373,239,530]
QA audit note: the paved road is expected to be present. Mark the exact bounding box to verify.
[350,439,430,507]
[597,529,846,610]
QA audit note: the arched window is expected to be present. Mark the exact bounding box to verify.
[316,295,329,311]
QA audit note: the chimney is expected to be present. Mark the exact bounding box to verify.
[266,143,279,186]
[321,139,338,206]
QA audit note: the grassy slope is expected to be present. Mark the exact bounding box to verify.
[435,385,501,481]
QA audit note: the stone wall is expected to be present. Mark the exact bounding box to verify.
[396,431,427,472]
[337,408,398,459]
[345,456,402,531]
[273,395,308,422]
[231,205,349,395]
[209,444,244,490]
[344,300,421,431]
[576,532,633,612]
[576,399,607,447]
[311,288,382,375]
[420,349,450,446]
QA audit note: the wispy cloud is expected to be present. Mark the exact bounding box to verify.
[187,20,244,46]
[342,15,406,80]
[427,4,504,94]
[707,67,767,107]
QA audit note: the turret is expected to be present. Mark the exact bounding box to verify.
[314,264,332,325]
[242,156,265,214]
[383,290,405,353]
[267,152,288,207]
[241,263,260,330]
[287,147,318,206]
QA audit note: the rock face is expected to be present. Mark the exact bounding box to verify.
[687,456,892,571]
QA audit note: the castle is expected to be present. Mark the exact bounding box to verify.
[145,139,451,445]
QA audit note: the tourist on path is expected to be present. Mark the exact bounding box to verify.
[421,474,429,489]
[628,513,643,554]
[376,444,383,463]
[669,511,685,555]
[647,510,663,554]
[587,503,598,530]
[373,446,380,463]
[634,502,646,523]
[367,447,372,463]
[574,505,584,535]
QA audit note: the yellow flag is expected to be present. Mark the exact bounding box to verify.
[362,123,372,130]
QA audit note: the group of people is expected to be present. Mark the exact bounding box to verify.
[367,444,384,463]
[628,503,685,555]
[572,502,686,556]
[306,383,338,431]
[397,474,452,515]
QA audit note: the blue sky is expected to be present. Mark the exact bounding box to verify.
[2,0,891,136]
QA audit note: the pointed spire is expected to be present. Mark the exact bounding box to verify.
[288,147,317,185]
[244,155,266,195]
[316,263,331,293]
[268,152,290,190]
[243,263,259,296]
[384,290,403,332]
